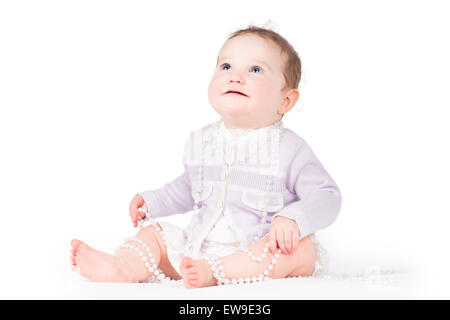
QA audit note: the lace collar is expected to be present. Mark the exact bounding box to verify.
[202,119,283,168]
[217,119,284,141]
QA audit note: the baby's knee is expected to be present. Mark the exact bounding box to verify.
[291,236,317,276]
[136,224,167,255]
[299,236,316,261]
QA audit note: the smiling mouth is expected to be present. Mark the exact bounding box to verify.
[224,90,249,97]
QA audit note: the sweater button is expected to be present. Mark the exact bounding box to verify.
[217,200,224,209]
[220,171,227,181]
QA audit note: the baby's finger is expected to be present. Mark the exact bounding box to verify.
[277,231,286,254]
[129,205,138,220]
[269,229,277,254]
[130,212,138,227]
[129,196,138,212]
[129,194,143,214]
[137,207,146,219]
[284,231,292,254]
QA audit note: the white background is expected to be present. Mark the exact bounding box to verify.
[0,0,449,299]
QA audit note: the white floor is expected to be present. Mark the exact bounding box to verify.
[0,222,436,300]
[3,256,424,300]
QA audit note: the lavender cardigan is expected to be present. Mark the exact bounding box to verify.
[140,120,341,257]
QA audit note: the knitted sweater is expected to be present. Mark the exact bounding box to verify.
[140,119,342,258]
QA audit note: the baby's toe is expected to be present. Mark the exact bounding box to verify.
[71,239,84,251]
[188,267,197,275]
[180,256,194,269]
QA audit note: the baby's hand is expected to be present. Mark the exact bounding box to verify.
[268,216,300,255]
[129,194,148,228]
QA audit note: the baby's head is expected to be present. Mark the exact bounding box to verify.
[208,26,301,129]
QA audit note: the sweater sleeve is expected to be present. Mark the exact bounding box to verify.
[139,167,194,218]
[273,141,342,239]
[139,134,195,218]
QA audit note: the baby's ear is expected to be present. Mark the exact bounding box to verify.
[277,89,299,115]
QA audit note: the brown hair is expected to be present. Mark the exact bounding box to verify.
[224,25,302,92]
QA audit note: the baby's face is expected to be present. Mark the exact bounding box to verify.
[208,34,290,129]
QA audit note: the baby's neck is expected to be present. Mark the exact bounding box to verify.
[227,127,254,138]
[222,120,255,137]
[222,118,280,138]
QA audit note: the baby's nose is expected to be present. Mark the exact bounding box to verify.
[228,73,245,84]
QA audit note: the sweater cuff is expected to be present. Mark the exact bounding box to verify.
[139,190,161,218]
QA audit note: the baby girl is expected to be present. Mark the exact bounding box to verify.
[70,25,342,288]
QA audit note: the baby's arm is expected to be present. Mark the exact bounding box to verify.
[139,168,194,219]
[272,141,342,246]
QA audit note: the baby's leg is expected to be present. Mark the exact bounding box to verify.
[71,224,182,282]
[180,236,316,289]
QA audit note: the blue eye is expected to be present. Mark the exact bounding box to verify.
[221,63,231,70]
[250,66,262,73]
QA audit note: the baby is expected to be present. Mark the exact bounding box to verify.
[70,26,342,288]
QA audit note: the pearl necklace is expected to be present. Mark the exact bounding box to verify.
[207,246,282,285]
[115,208,182,284]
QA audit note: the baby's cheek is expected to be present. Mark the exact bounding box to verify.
[208,77,223,98]
[251,78,276,98]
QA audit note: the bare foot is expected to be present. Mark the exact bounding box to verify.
[70,239,134,282]
[179,256,217,289]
